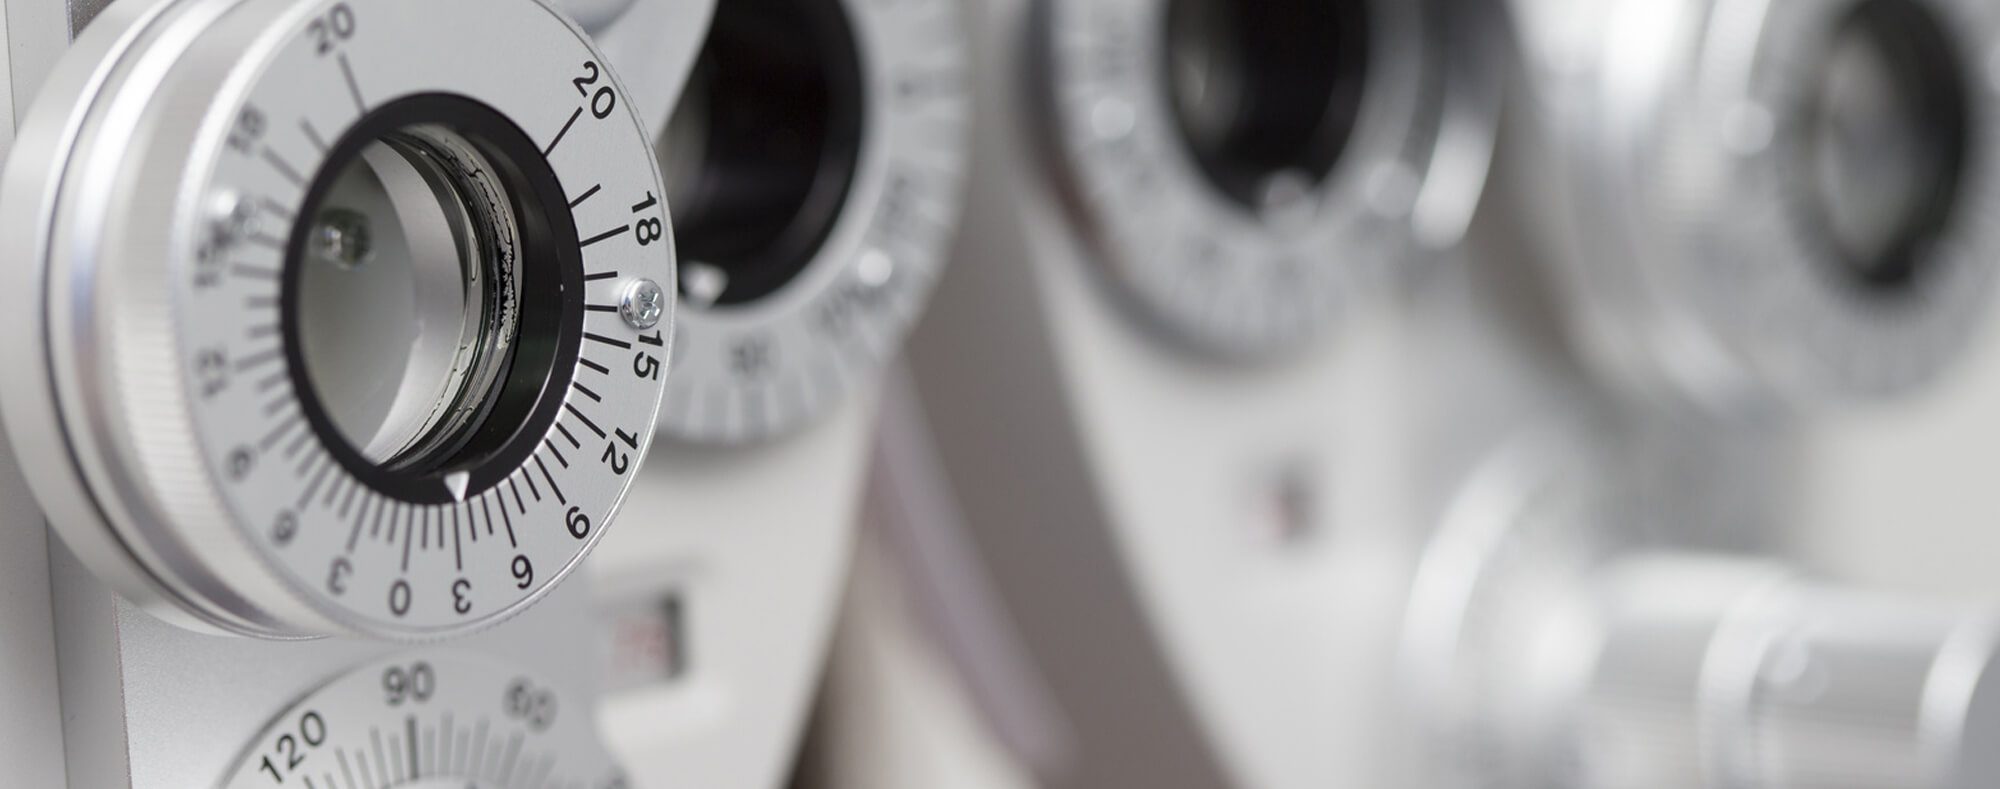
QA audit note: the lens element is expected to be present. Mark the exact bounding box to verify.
[659,0,865,307]
[297,126,521,470]
[1162,0,1370,214]
[1802,0,1970,294]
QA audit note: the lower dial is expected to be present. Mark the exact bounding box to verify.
[222,651,626,789]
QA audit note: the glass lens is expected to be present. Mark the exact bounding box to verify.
[659,0,865,308]
[295,126,522,470]
[1162,0,1370,214]
[1804,0,1970,293]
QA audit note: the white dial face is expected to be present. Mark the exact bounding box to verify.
[221,651,626,789]
[188,0,672,633]
[1036,0,1429,357]
[655,0,969,443]
[8,0,671,637]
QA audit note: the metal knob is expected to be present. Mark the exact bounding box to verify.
[1576,556,2000,789]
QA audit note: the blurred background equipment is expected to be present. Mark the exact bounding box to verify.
[795,0,2000,788]
[568,0,973,784]
[1406,428,2000,789]
[6,0,2000,787]
[801,0,1501,786]
[1508,0,2000,413]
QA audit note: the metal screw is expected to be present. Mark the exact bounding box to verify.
[205,190,257,254]
[311,208,373,269]
[620,278,667,330]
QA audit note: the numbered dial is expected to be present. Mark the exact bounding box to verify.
[222,651,625,788]
[1035,0,1464,357]
[0,0,672,637]
[654,0,968,443]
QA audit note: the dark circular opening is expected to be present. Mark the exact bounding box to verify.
[1161,0,1370,213]
[285,94,584,506]
[658,0,866,308]
[1799,0,1972,294]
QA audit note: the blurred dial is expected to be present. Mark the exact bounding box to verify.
[220,651,626,788]
[1034,0,1485,357]
[656,0,970,443]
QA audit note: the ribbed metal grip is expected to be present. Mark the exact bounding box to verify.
[1577,556,2000,789]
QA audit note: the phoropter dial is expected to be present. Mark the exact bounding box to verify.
[653,0,970,443]
[0,0,674,638]
[1512,0,2000,409]
[1033,0,1492,357]
[220,651,626,788]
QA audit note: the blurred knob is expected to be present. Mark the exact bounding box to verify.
[1412,438,2000,789]
[1580,557,2000,789]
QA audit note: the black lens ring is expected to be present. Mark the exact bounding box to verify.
[1160,0,1371,212]
[1797,0,1973,297]
[282,93,585,506]
[669,0,866,307]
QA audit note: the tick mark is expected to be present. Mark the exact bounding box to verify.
[580,225,629,248]
[533,455,566,505]
[300,120,331,155]
[563,403,606,439]
[544,107,584,157]
[235,347,283,372]
[261,147,308,189]
[337,53,366,114]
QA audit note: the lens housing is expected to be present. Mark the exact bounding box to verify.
[285,94,585,507]
[660,0,865,307]
[1511,0,2000,410]
[1161,0,1370,214]
[1796,0,1972,298]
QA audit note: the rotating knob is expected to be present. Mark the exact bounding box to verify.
[1576,557,2000,789]
[1410,437,2000,789]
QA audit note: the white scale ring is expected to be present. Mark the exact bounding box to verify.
[1031,0,1462,358]
[0,0,673,638]
[220,651,626,788]
[655,0,969,444]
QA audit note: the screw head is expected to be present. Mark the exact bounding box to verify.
[620,278,667,330]
[310,208,373,269]
[205,190,258,255]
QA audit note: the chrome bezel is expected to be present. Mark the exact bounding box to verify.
[0,0,673,638]
[218,650,626,787]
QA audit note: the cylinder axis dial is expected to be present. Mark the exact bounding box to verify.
[221,651,627,788]
[0,0,673,638]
